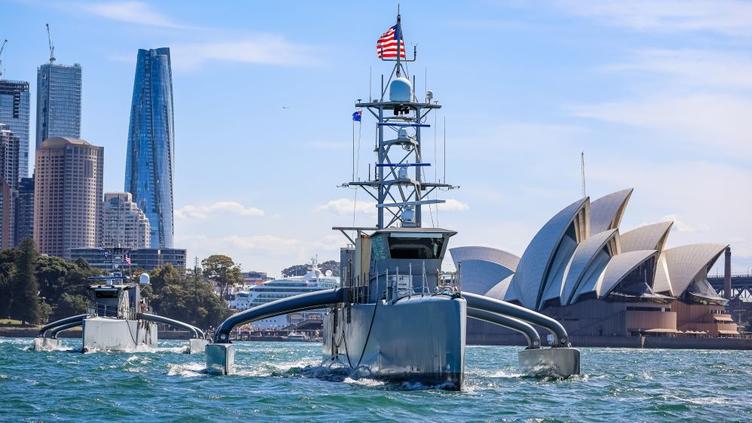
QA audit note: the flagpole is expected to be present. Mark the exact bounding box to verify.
[396,10,402,76]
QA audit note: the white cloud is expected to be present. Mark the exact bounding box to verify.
[605,49,752,90]
[80,1,185,28]
[661,214,699,233]
[438,199,470,212]
[316,198,376,215]
[170,37,321,71]
[175,201,265,220]
[555,0,752,37]
[570,93,752,156]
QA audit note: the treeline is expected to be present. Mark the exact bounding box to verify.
[0,240,231,329]
[0,239,99,325]
[144,263,230,330]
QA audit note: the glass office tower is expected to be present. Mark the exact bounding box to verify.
[124,48,174,248]
[0,80,30,179]
[36,63,82,149]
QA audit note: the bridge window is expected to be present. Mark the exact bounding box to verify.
[388,236,444,259]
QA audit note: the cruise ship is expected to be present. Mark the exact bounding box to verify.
[229,262,339,328]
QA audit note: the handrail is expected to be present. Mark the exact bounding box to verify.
[38,314,88,337]
[462,292,570,347]
[48,320,84,339]
[467,308,540,349]
[213,288,347,343]
[137,312,204,339]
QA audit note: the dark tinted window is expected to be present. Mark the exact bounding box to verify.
[388,237,444,259]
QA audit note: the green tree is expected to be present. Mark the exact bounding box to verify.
[9,239,41,324]
[201,255,242,299]
[35,254,100,321]
[149,264,182,293]
[0,248,16,317]
[49,293,89,321]
[149,264,229,329]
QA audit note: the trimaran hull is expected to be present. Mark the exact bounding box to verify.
[323,295,466,389]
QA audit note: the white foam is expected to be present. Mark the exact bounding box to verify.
[343,377,385,387]
[167,362,206,378]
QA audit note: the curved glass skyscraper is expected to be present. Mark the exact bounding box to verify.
[125,48,174,248]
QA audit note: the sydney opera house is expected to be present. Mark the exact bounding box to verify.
[452,189,739,345]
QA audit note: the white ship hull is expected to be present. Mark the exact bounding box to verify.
[82,317,158,352]
[323,295,466,389]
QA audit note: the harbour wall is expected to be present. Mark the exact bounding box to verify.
[468,333,752,350]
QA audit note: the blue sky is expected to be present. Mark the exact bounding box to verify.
[2,0,751,275]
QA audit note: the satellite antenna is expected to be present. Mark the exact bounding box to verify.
[45,23,55,63]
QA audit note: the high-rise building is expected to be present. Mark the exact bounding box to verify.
[125,48,175,249]
[34,137,103,258]
[14,176,34,245]
[36,63,82,149]
[0,80,30,179]
[0,124,20,248]
[102,192,151,249]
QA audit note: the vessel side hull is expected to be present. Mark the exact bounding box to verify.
[324,295,466,389]
[82,317,158,352]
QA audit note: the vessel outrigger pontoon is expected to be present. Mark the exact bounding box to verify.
[34,273,207,353]
[204,12,580,389]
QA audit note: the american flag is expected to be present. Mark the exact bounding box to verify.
[376,24,406,60]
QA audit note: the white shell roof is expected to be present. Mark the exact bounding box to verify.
[450,246,520,295]
[509,197,590,309]
[450,246,520,272]
[660,244,727,296]
[595,249,658,300]
[590,189,633,235]
[653,253,673,295]
[456,259,516,295]
[620,221,673,253]
[559,229,619,306]
[486,275,514,299]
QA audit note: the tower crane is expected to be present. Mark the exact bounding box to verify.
[46,23,55,63]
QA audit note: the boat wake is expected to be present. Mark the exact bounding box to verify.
[167,362,207,378]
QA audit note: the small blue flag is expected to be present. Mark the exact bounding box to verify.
[352,111,362,122]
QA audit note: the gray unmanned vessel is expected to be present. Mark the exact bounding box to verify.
[34,273,207,353]
[206,12,580,389]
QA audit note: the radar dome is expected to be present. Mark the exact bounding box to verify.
[389,77,412,102]
[139,273,150,285]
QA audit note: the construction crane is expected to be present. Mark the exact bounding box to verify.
[0,39,7,79]
[45,23,55,63]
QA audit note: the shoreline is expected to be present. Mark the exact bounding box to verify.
[4,327,752,349]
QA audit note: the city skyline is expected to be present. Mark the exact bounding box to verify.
[0,1,749,275]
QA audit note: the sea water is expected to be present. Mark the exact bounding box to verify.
[0,337,750,422]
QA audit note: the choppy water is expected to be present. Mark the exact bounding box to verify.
[0,337,750,422]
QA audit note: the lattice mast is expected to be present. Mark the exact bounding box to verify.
[346,13,455,230]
